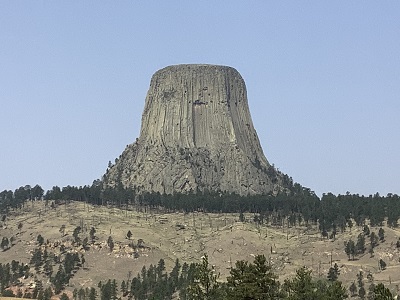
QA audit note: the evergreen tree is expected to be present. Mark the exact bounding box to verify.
[373,283,394,300]
[378,228,385,242]
[1,237,9,250]
[356,233,366,254]
[89,227,96,242]
[73,226,81,244]
[370,232,379,248]
[88,287,97,300]
[227,255,282,299]
[283,267,318,300]
[169,258,181,290]
[327,263,340,281]
[43,287,53,300]
[187,254,221,300]
[107,236,114,252]
[349,282,357,297]
[37,234,44,246]
[359,286,366,299]
[367,283,375,300]
[357,271,364,288]
[345,239,356,260]
[363,225,370,236]
[324,281,348,300]
[379,259,387,270]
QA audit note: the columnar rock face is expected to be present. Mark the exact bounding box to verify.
[103,64,285,195]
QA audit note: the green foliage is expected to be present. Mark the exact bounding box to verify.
[30,248,43,271]
[327,263,340,282]
[2,289,15,297]
[356,233,366,254]
[357,271,364,288]
[1,237,10,250]
[379,259,387,270]
[373,283,394,300]
[3,181,400,241]
[239,212,245,222]
[345,239,356,260]
[187,254,222,300]
[282,266,347,300]
[370,232,379,248]
[227,254,282,299]
[37,234,44,246]
[60,292,69,300]
[72,226,81,244]
[82,237,89,250]
[378,228,385,242]
[359,286,366,299]
[349,282,357,297]
[324,281,348,300]
[90,226,96,242]
[107,236,114,251]
[283,267,317,300]
[363,225,370,236]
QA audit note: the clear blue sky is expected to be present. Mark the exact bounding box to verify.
[1,1,399,197]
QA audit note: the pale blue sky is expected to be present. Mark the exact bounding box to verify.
[1,1,399,197]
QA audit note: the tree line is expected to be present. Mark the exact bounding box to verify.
[2,183,400,237]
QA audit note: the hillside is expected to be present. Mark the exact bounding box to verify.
[1,200,400,298]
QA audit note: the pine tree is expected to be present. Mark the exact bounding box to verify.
[187,254,221,300]
[89,227,96,242]
[349,282,357,297]
[356,233,366,254]
[378,228,385,242]
[359,286,366,299]
[107,236,114,252]
[325,281,348,300]
[327,263,340,281]
[363,225,370,236]
[228,254,282,299]
[1,237,10,250]
[379,259,387,270]
[88,287,97,300]
[370,232,379,248]
[345,239,356,260]
[72,226,81,244]
[37,234,44,246]
[283,267,317,300]
[373,283,394,300]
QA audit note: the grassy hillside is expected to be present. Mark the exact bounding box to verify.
[1,200,400,297]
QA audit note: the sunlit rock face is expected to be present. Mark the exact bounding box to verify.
[103,64,285,195]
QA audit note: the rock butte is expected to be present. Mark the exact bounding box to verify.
[103,64,286,195]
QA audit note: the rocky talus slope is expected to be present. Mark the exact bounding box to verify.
[104,64,286,195]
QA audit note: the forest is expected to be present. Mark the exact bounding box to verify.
[1,182,400,299]
[1,252,397,299]
[2,182,399,237]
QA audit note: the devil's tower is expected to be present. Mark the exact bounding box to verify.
[103,64,286,195]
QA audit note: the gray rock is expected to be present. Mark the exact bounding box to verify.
[103,64,286,195]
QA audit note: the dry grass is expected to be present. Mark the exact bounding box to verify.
[2,200,400,296]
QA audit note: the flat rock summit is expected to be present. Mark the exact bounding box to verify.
[103,64,287,195]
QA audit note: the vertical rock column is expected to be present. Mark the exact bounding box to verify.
[104,64,283,195]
